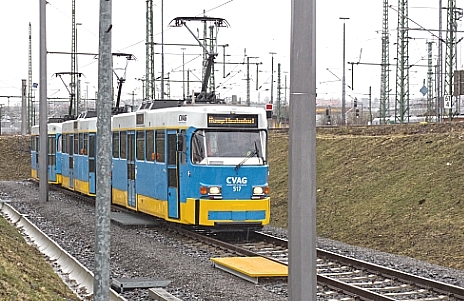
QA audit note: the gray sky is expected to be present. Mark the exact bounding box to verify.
[1,0,463,107]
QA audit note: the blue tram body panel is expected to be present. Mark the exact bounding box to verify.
[30,123,63,184]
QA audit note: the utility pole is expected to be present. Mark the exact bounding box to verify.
[269,52,276,104]
[340,17,349,125]
[28,22,33,132]
[277,63,282,127]
[21,80,27,135]
[161,0,165,100]
[380,0,390,124]
[146,0,155,100]
[427,41,434,121]
[395,0,409,123]
[246,56,259,106]
[181,48,186,99]
[444,0,459,120]
[438,0,444,120]
[209,25,215,96]
[71,0,77,116]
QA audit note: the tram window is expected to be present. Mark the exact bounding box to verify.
[30,137,35,151]
[146,131,155,162]
[62,135,67,154]
[191,130,205,164]
[83,133,88,155]
[89,135,95,158]
[167,133,176,165]
[136,131,145,161]
[120,131,127,159]
[68,135,74,156]
[73,134,78,155]
[155,130,165,162]
[36,137,40,151]
[48,135,55,155]
[57,135,62,153]
[112,132,119,158]
[89,135,95,173]
[79,133,84,155]
[179,130,186,165]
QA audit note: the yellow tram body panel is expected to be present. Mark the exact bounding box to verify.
[112,188,129,207]
[73,179,94,196]
[195,198,271,226]
[133,195,270,226]
[61,176,74,191]
[31,169,38,180]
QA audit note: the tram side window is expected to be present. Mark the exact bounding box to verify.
[112,132,119,158]
[62,135,67,154]
[74,133,79,155]
[68,135,74,156]
[79,133,84,155]
[48,135,56,165]
[36,137,40,152]
[31,137,35,152]
[155,130,165,162]
[83,133,88,155]
[136,131,145,161]
[89,135,95,173]
[57,135,62,153]
[180,130,186,165]
[146,130,154,162]
[120,131,127,159]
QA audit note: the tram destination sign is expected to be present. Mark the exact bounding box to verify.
[207,114,258,128]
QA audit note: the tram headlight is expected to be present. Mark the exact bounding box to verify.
[200,186,222,196]
[252,186,269,196]
[208,186,222,195]
[253,187,264,195]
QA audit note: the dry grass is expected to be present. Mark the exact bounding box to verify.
[269,123,464,270]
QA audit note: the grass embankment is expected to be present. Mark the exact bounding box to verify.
[0,216,80,301]
[268,123,464,270]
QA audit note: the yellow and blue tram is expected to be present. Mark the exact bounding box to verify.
[33,104,270,229]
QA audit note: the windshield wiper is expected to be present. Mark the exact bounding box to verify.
[234,141,260,171]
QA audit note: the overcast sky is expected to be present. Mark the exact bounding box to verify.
[1,0,464,107]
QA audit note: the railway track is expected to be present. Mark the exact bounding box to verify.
[175,227,464,300]
[45,183,464,300]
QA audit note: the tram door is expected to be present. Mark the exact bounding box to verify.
[88,134,96,194]
[68,133,74,189]
[127,132,136,208]
[47,134,56,182]
[167,130,180,219]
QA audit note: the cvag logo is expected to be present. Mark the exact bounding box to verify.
[226,176,248,185]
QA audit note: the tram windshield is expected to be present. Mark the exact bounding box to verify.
[191,130,267,165]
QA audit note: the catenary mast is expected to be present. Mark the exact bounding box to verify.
[395,0,409,123]
[71,0,77,116]
[146,0,155,100]
[380,0,390,124]
[444,0,458,119]
[28,22,33,130]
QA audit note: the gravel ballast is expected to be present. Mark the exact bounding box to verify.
[1,180,464,300]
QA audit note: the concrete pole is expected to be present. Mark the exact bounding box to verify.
[289,0,317,299]
[21,80,27,135]
[95,0,112,299]
[340,17,349,125]
[39,0,48,202]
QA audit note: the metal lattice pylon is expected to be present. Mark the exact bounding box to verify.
[395,0,409,123]
[146,0,155,100]
[380,0,390,124]
[444,0,457,119]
